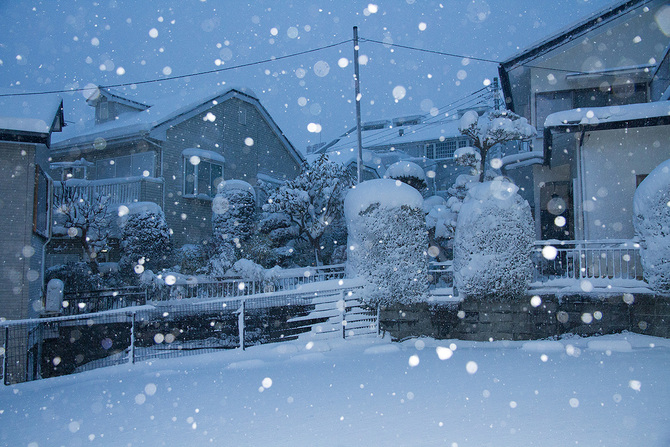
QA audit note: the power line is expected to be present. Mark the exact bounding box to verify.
[360,38,501,64]
[0,39,353,98]
[325,87,491,152]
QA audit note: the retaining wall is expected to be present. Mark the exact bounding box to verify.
[380,293,670,341]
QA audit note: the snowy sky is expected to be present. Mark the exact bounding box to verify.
[0,0,616,152]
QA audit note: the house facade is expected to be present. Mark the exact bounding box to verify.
[318,114,480,196]
[50,87,303,265]
[498,0,670,241]
[0,93,64,320]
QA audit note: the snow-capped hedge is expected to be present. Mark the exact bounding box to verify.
[633,159,670,292]
[384,160,427,194]
[454,180,534,300]
[345,179,428,306]
[120,205,172,275]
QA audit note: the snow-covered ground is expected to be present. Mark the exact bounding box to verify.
[1,333,669,446]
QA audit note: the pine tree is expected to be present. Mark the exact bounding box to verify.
[264,154,353,266]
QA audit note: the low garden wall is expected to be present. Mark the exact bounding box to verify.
[380,293,670,341]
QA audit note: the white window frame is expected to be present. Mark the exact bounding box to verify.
[182,149,225,198]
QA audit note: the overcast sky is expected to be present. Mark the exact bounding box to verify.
[0,0,616,152]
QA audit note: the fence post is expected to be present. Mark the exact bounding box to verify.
[376,303,381,337]
[130,312,136,364]
[3,326,8,386]
[238,300,246,350]
[341,290,346,339]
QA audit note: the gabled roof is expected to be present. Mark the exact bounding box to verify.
[500,0,648,70]
[0,90,64,147]
[53,87,304,165]
[86,86,150,111]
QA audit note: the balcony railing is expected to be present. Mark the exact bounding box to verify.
[53,176,163,208]
[533,239,643,282]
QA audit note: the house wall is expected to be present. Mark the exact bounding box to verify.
[161,96,301,248]
[0,142,46,320]
[580,125,670,240]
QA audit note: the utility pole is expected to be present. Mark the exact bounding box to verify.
[353,26,363,184]
[492,77,502,111]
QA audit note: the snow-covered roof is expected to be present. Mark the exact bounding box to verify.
[544,101,670,129]
[53,86,258,148]
[323,117,464,155]
[500,0,649,69]
[309,147,410,178]
[182,148,225,164]
[0,90,64,142]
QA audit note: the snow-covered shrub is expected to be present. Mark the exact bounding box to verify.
[453,179,534,300]
[454,146,481,170]
[384,160,427,195]
[345,179,429,306]
[633,159,670,292]
[119,203,172,276]
[459,109,536,182]
[212,180,256,249]
[45,262,102,293]
[176,244,210,275]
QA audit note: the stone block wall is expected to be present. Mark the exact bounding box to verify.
[380,292,670,341]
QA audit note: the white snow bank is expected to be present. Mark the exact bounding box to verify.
[364,344,401,355]
[384,160,426,182]
[423,195,446,213]
[344,178,424,221]
[545,101,670,128]
[521,340,565,352]
[587,339,633,352]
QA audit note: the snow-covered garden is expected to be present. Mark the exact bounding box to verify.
[1,333,669,446]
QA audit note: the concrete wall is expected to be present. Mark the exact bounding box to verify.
[380,293,670,341]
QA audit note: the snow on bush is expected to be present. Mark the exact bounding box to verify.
[345,179,429,306]
[459,109,535,182]
[453,179,534,300]
[633,159,670,292]
[384,160,427,194]
[212,179,256,248]
[453,146,481,169]
[119,203,172,276]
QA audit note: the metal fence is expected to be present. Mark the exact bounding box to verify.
[1,282,373,385]
[533,240,643,282]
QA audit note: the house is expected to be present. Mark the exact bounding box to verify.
[498,0,670,241]
[49,86,304,265]
[0,92,64,319]
[318,113,483,196]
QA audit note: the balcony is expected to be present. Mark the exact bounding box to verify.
[53,176,163,209]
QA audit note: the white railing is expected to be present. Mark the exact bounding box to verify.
[53,176,163,207]
[533,239,643,282]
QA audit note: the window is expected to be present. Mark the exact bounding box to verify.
[535,91,573,130]
[238,107,246,125]
[182,149,225,197]
[96,152,156,179]
[33,165,50,238]
[426,140,458,160]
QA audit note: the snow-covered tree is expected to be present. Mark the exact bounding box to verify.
[263,154,353,265]
[453,180,534,300]
[384,160,428,195]
[53,182,111,273]
[119,203,172,276]
[459,109,536,182]
[212,180,256,250]
[345,179,429,306]
[633,159,670,292]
